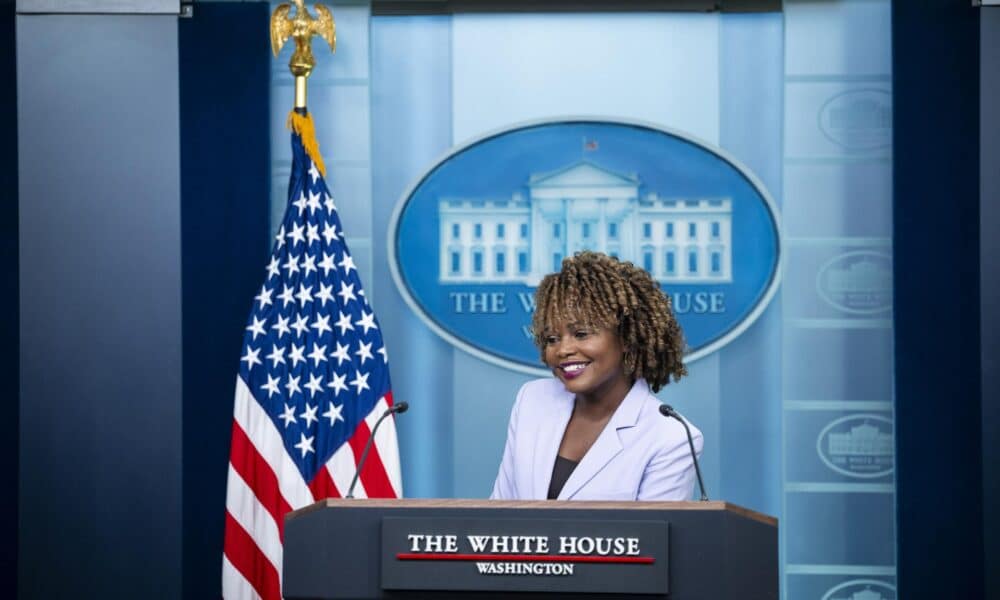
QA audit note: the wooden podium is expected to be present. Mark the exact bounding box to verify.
[283,499,777,599]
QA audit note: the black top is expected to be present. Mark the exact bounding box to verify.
[547,455,579,499]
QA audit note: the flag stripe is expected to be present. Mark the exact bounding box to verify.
[222,555,262,600]
[348,421,397,499]
[327,442,366,498]
[307,460,340,499]
[367,395,403,497]
[229,419,293,537]
[234,377,315,508]
[226,465,284,578]
[223,512,282,600]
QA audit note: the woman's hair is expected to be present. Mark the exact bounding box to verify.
[532,251,687,392]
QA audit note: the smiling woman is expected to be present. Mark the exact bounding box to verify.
[490,251,702,501]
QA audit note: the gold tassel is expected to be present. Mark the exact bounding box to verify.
[286,111,328,179]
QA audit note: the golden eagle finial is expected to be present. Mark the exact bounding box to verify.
[270,0,336,107]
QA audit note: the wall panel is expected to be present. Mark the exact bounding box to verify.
[17,14,182,599]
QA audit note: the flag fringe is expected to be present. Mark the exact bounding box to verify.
[286,111,327,178]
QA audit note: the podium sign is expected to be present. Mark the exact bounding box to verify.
[381,516,669,594]
[283,499,777,599]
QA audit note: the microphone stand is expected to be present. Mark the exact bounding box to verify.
[346,401,408,499]
[659,404,709,501]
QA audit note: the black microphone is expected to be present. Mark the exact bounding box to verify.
[346,401,409,499]
[658,404,708,501]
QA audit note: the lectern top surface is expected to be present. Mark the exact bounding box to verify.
[286,498,777,527]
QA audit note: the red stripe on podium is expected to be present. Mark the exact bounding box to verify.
[396,553,655,564]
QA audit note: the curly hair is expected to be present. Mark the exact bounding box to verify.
[532,251,687,392]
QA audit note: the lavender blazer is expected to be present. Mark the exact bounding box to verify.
[490,378,703,501]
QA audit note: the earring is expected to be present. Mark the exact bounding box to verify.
[623,351,636,374]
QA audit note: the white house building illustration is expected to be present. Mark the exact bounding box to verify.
[828,422,894,458]
[438,161,733,285]
[823,259,893,297]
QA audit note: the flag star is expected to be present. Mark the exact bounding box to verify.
[355,311,378,335]
[327,371,348,396]
[308,162,320,184]
[318,252,337,276]
[260,374,281,398]
[286,222,306,247]
[330,341,351,366]
[338,253,357,275]
[311,314,332,337]
[322,222,339,245]
[324,192,336,213]
[349,370,370,394]
[266,256,281,280]
[300,402,319,426]
[292,191,309,216]
[285,373,302,397]
[255,286,273,309]
[304,373,324,398]
[294,432,315,457]
[308,343,328,367]
[315,282,335,307]
[307,190,322,215]
[279,403,297,427]
[377,346,388,363]
[337,281,357,304]
[291,314,310,337]
[245,316,267,340]
[306,222,321,247]
[240,345,261,370]
[301,253,317,277]
[282,253,300,277]
[296,283,314,307]
[288,343,306,367]
[335,311,354,335]
[266,344,286,368]
[355,340,374,365]
[275,224,286,250]
[272,314,291,339]
[278,284,296,308]
[322,401,344,425]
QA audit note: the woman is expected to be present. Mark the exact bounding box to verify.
[491,251,702,501]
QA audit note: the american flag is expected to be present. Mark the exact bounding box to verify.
[222,113,401,600]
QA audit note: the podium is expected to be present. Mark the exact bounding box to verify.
[284,499,777,599]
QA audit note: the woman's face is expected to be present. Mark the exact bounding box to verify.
[542,320,631,402]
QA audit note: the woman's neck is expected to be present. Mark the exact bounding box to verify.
[574,376,635,420]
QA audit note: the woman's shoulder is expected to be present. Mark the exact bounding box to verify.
[511,378,571,418]
[517,377,565,398]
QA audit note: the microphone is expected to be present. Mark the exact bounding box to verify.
[345,401,408,499]
[658,404,708,501]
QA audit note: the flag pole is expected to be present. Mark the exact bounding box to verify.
[270,0,337,109]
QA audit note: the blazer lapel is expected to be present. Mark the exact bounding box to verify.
[558,380,649,500]
[533,386,575,500]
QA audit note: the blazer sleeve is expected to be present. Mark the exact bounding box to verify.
[637,418,704,501]
[490,384,527,500]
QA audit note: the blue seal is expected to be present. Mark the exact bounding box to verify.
[388,119,782,374]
